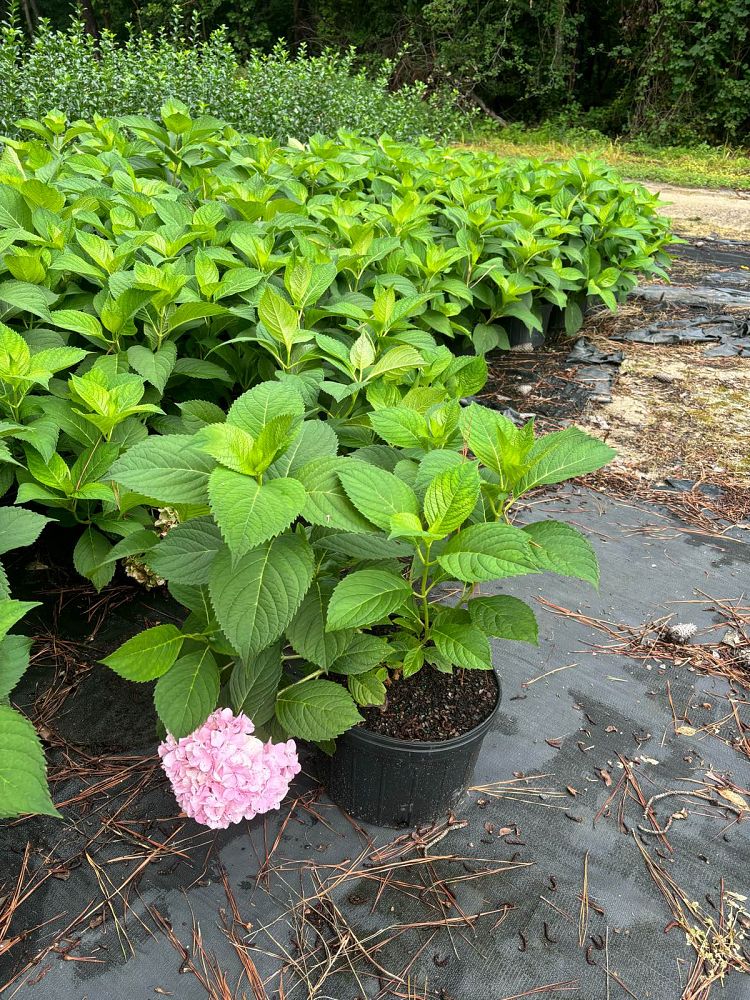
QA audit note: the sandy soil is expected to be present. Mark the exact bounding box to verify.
[644,182,750,237]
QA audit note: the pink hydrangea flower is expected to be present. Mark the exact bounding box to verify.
[158,707,300,829]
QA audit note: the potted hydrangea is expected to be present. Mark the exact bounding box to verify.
[102,381,614,828]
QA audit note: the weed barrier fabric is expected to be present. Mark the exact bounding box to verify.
[2,487,749,999]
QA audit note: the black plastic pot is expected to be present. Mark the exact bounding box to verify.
[328,675,501,828]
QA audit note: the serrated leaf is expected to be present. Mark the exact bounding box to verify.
[369,407,426,448]
[275,680,362,741]
[423,463,480,535]
[102,624,184,681]
[296,456,375,533]
[338,461,419,531]
[516,428,615,494]
[0,705,59,819]
[0,633,32,698]
[227,381,305,437]
[348,668,387,706]
[266,420,338,479]
[437,523,539,583]
[286,579,354,670]
[109,434,215,505]
[523,520,599,586]
[154,649,220,738]
[209,534,313,660]
[467,595,538,644]
[127,343,177,393]
[229,644,283,727]
[327,569,413,630]
[147,517,223,585]
[431,621,492,670]
[328,633,390,675]
[209,469,306,558]
[0,506,51,554]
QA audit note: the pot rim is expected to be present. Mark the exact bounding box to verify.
[339,671,501,754]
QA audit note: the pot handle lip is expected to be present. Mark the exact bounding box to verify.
[339,676,501,754]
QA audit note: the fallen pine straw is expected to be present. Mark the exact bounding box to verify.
[634,837,750,999]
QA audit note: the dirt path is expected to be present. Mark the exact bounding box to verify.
[644,182,750,237]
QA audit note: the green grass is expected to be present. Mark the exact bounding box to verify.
[467,124,750,190]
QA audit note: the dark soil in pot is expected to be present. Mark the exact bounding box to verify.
[328,669,501,828]
[359,667,497,741]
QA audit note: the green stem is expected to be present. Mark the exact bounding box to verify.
[278,667,326,693]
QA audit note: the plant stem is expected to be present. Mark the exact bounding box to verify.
[277,667,325,693]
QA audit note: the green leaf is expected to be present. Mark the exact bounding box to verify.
[229,644,283,727]
[275,680,362,741]
[101,624,184,681]
[467,595,538,644]
[369,407,426,448]
[266,420,338,479]
[109,435,215,505]
[348,668,387,707]
[286,579,354,670]
[296,456,375,533]
[73,527,114,591]
[147,517,223,585]
[209,534,313,660]
[338,461,419,532]
[0,506,51,554]
[0,280,53,321]
[328,633,390,675]
[516,428,615,494]
[127,343,177,393]
[0,634,32,698]
[423,463,480,535]
[431,621,492,670]
[0,706,59,819]
[523,520,599,586]
[208,469,306,558]
[437,523,539,583]
[259,285,300,348]
[327,569,413,630]
[154,649,220,739]
[227,381,305,438]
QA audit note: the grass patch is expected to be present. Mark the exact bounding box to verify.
[468,125,750,190]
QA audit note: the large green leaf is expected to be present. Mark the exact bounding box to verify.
[0,706,59,819]
[431,620,493,670]
[229,644,283,727]
[0,507,51,555]
[286,578,354,670]
[296,456,375,533]
[127,343,177,393]
[328,633,390,675]
[275,679,362,741]
[467,595,538,644]
[338,460,419,531]
[101,624,184,681]
[523,520,599,586]
[209,534,313,660]
[109,434,215,505]
[326,569,413,630]
[147,517,223,585]
[208,469,306,558]
[423,462,480,535]
[154,649,220,739]
[437,523,539,583]
[265,420,338,479]
[515,428,615,494]
[227,381,304,437]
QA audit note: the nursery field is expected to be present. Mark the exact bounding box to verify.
[0,99,749,1000]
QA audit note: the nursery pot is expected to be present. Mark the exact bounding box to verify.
[328,674,501,828]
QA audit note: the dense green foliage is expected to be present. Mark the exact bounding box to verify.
[0,14,467,142]
[18,1,750,143]
[0,105,672,816]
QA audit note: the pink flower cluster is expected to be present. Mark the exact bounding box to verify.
[158,708,300,829]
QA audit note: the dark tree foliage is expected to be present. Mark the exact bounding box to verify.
[11,0,750,141]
